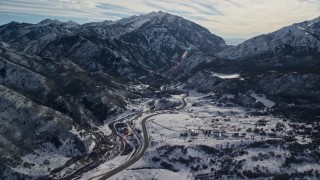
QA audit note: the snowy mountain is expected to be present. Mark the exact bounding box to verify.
[0,11,227,75]
[87,11,227,58]
[218,17,320,60]
[184,17,320,122]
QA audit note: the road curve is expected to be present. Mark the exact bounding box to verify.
[94,95,188,180]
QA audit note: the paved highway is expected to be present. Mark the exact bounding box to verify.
[91,95,188,180]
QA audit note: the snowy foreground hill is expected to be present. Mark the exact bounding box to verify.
[0,12,320,179]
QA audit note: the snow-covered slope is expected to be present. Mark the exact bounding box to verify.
[117,11,227,57]
[218,17,320,60]
[0,46,131,177]
[0,84,97,178]
[87,11,227,59]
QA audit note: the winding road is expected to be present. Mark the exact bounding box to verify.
[90,95,188,180]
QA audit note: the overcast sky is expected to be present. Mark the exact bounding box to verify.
[0,0,319,41]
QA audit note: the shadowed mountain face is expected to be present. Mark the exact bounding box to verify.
[0,47,131,177]
[0,11,227,73]
[0,11,319,178]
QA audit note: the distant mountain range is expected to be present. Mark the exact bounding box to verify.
[0,11,319,178]
[218,17,320,60]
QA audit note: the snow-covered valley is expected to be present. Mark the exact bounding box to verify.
[106,91,320,179]
[0,11,319,179]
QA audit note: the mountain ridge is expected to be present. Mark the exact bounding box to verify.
[217,16,320,60]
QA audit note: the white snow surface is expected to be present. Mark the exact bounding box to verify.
[212,73,240,79]
[250,92,276,108]
[111,168,189,180]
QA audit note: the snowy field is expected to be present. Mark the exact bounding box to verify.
[113,91,320,179]
[11,90,316,179]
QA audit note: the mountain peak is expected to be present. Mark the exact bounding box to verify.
[116,11,178,25]
[145,11,168,17]
[39,19,62,25]
[65,20,79,27]
[66,20,78,25]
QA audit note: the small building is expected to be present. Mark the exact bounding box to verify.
[115,122,127,128]
[222,134,229,138]
[203,130,211,136]
[254,128,260,134]
[257,119,269,126]
[180,132,188,137]
[246,128,252,132]
[119,127,128,133]
[233,133,239,138]
[276,123,285,130]
[241,133,247,138]
[260,131,267,136]
[190,130,199,136]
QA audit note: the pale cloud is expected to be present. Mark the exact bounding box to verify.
[0,0,319,39]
